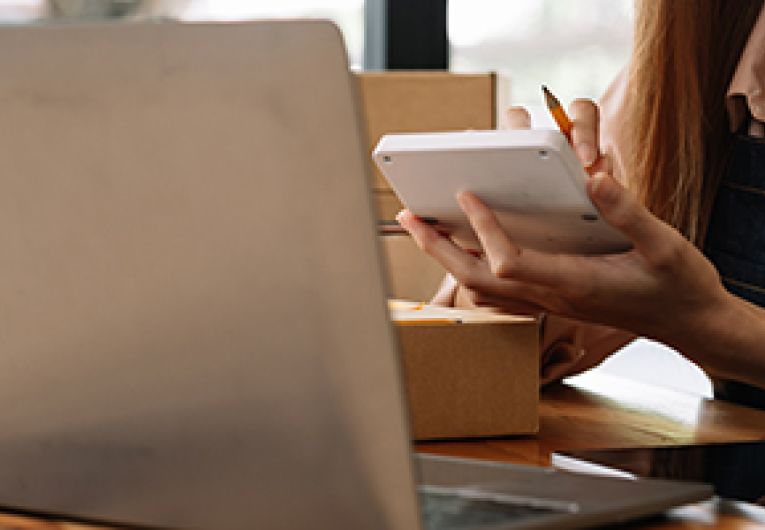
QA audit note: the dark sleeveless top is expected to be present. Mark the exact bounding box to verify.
[705,131,765,408]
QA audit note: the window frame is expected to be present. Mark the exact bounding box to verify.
[364,0,448,70]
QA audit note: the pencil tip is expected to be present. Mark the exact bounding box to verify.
[541,85,558,108]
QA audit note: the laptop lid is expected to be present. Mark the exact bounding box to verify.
[0,20,420,530]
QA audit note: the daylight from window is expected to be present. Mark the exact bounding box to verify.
[0,0,364,68]
[178,0,365,68]
[449,0,633,126]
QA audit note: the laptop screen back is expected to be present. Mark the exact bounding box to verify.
[0,21,419,530]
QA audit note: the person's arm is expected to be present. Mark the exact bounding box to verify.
[431,275,634,384]
[399,147,765,391]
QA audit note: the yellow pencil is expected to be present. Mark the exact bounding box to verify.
[542,85,573,142]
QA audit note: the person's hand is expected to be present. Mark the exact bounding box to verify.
[439,100,612,315]
[425,100,632,384]
[398,169,730,346]
[505,101,611,175]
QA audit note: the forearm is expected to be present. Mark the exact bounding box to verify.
[667,291,765,389]
[540,315,634,384]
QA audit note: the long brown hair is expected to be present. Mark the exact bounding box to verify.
[625,0,763,246]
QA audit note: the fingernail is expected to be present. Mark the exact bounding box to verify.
[395,209,412,227]
[577,143,597,167]
[589,173,619,207]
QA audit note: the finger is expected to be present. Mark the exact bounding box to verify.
[568,99,600,168]
[541,346,608,386]
[401,205,595,303]
[456,279,553,313]
[456,191,521,277]
[587,172,671,257]
[398,209,561,301]
[506,106,531,129]
[456,191,588,291]
[430,274,458,306]
[398,207,567,312]
[541,358,582,386]
[396,209,490,287]
[468,292,547,316]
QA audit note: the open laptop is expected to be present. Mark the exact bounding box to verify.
[0,21,711,529]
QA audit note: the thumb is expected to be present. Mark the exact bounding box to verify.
[587,172,667,253]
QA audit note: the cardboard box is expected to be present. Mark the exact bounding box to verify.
[360,75,536,440]
[380,234,446,302]
[356,72,499,196]
[374,189,403,222]
[390,301,539,440]
[359,72,501,299]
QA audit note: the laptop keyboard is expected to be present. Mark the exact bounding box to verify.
[418,486,575,530]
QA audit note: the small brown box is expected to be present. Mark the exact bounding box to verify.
[374,189,404,222]
[391,302,539,440]
[380,234,446,302]
[356,72,498,194]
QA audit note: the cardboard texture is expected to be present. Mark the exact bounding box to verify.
[374,189,403,221]
[380,234,446,302]
[356,71,497,199]
[390,301,539,440]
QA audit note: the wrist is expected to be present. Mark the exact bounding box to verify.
[660,287,765,388]
[664,286,741,367]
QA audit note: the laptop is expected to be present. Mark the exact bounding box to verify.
[0,21,710,529]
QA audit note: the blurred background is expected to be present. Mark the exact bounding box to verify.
[0,0,631,120]
[0,0,711,397]
[449,0,632,124]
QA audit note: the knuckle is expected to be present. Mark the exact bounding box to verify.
[592,155,612,174]
[494,276,535,300]
[491,256,518,279]
[649,241,684,271]
[606,201,641,231]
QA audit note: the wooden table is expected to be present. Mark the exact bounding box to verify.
[418,371,765,529]
[1,371,764,529]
